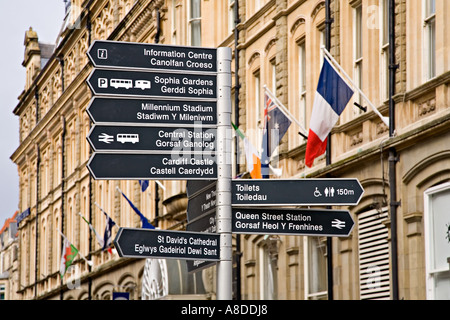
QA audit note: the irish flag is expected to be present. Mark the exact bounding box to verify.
[232,122,262,179]
[60,237,78,279]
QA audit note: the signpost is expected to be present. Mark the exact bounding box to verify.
[186,181,217,222]
[86,97,217,126]
[232,208,354,237]
[84,40,365,301]
[86,68,217,99]
[87,124,216,153]
[87,40,217,73]
[85,40,232,298]
[87,153,217,180]
[185,180,218,273]
[113,227,220,261]
[232,179,364,206]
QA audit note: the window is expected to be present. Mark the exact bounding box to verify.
[270,58,276,94]
[171,0,177,44]
[189,0,201,46]
[424,0,436,80]
[0,284,5,300]
[380,0,390,101]
[259,238,278,300]
[254,70,261,125]
[424,183,450,300]
[298,41,307,143]
[358,207,391,300]
[304,237,327,300]
[319,29,325,67]
[229,0,236,34]
[255,0,263,12]
[353,4,363,115]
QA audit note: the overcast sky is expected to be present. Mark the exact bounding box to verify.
[0,1,65,227]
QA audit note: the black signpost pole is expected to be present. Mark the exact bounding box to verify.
[325,0,334,301]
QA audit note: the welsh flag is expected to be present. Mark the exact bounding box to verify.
[60,237,78,279]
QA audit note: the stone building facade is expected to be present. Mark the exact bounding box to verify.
[10,0,450,300]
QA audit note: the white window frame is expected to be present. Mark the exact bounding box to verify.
[298,41,307,143]
[353,4,363,116]
[303,236,328,300]
[380,0,390,102]
[171,0,177,44]
[254,70,261,126]
[188,0,202,47]
[424,182,450,300]
[228,0,236,34]
[259,239,278,300]
[423,0,436,81]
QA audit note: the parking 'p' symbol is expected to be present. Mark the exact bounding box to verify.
[98,78,108,88]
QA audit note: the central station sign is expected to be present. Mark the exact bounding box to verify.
[87,124,216,153]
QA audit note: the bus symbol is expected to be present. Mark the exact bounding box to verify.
[111,78,133,89]
[117,134,139,144]
[135,80,151,90]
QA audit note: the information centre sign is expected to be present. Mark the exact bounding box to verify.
[87,40,217,73]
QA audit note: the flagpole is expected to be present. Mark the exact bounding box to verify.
[78,211,104,247]
[263,85,309,139]
[321,46,390,128]
[94,201,120,229]
[155,180,166,191]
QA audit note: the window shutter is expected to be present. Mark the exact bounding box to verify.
[358,207,391,300]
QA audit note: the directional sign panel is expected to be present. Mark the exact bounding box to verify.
[113,227,220,261]
[87,68,217,99]
[186,210,217,273]
[186,181,216,222]
[87,125,216,153]
[87,153,217,180]
[87,40,217,73]
[232,208,354,237]
[87,97,217,126]
[232,179,364,206]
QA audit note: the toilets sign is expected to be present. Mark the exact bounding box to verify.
[231,179,364,206]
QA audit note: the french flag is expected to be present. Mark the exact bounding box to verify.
[305,58,354,167]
